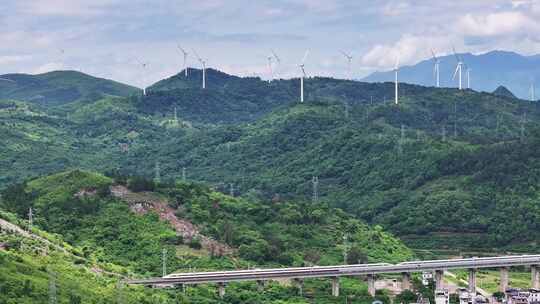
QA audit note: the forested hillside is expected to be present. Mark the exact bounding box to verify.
[0,70,139,106]
[0,170,412,303]
[2,68,540,252]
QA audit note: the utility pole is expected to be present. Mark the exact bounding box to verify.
[48,268,57,304]
[162,248,167,277]
[312,176,319,203]
[174,107,178,126]
[182,167,186,181]
[229,183,234,197]
[344,101,350,120]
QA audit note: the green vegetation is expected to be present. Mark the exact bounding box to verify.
[0,70,139,106]
[0,170,411,303]
[2,69,540,253]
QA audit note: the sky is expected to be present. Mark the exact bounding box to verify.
[1,0,540,88]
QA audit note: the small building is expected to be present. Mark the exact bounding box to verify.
[458,288,472,304]
[422,271,433,286]
[435,289,450,304]
[528,289,540,304]
[506,288,530,304]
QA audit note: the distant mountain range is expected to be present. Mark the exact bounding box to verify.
[0,70,140,106]
[362,50,540,100]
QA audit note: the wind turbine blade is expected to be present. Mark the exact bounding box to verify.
[431,49,437,60]
[453,65,459,80]
[394,54,400,69]
[271,49,281,63]
[301,50,310,64]
[340,50,349,58]
[192,49,202,61]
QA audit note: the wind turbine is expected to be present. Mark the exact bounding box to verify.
[135,58,149,95]
[177,45,189,77]
[192,49,207,89]
[298,50,309,103]
[466,67,472,89]
[266,54,274,82]
[394,54,400,105]
[530,83,536,101]
[431,49,440,87]
[271,49,281,79]
[340,50,353,80]
[452,47,464,90]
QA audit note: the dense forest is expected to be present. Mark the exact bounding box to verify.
[2,68,540,252]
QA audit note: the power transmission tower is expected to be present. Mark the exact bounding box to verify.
[48,268,57,304]
[342,233,350,264]
[442,125,447,142]
[312,176,319,203]
[229,183,234,197]
[162,248,167,277]
[28,207,33,231]
[520,113,527,142]
[454,101,458,138]
[182,167,186,181]
[154,161,161,184]
[116,281,125,304]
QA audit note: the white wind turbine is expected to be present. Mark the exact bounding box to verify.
[466,67,472,89]
[266,54,274,82]
[135,58,150,95]
[530,83,536,101]
[452,47,464,90]
[177,45,189,77]
[431,49,440,87]
[340,50,353,80]
[271,49,281,79]
[394,54,400,105]
[298,50,309,103]
[192,49,207,89]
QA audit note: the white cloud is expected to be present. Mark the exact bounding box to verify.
[458,11,539,36]
[0,55,32,65]
[17,0,117,17]
[361,34,455,70]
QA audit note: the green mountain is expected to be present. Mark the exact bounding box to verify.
[0,70,140,106]
[492,86,517,99]
[0,170,412,303]
[2,69,540,253]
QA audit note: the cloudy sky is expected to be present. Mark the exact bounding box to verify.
[1,0,540,88]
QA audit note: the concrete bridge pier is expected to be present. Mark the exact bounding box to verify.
[332,277,340,297]
[367,274,376,296]
[500,267,509,292]
[468,269,477,294]
[217,282,226,298]
[257,280,265,292]
[402,272,412,290]
[435,270,444,290]
[532,265,540,289]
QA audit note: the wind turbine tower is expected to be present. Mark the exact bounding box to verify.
[266,55,274,82]
[193,49,207,89]
[136,58,149,95]
[452,48,464,90]
[340,50,353,80]
[298,50,309,103]
[394,54,400,105]
[178,45,189,77]
[431,49,440,87]
[466,67,472,89]
[530,83,536,101]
